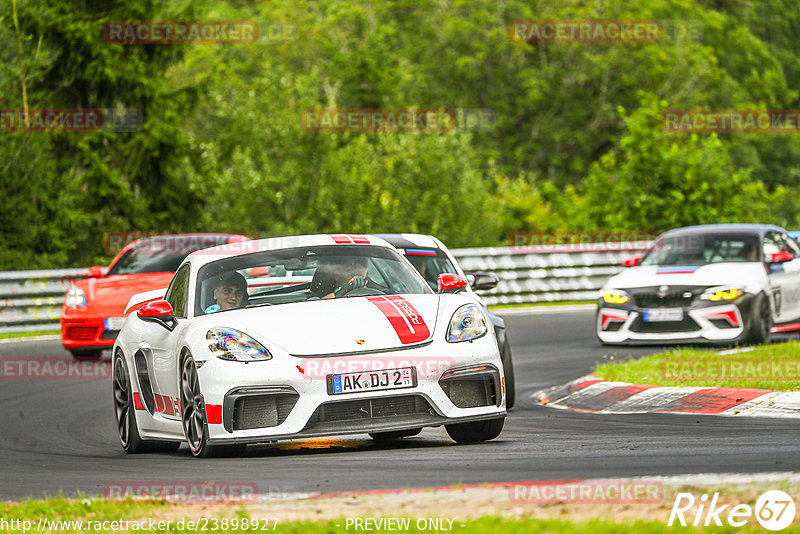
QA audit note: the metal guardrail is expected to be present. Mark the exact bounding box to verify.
[0,241,652,334]
[0,269,90,334]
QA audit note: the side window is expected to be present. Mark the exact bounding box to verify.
[778,233,799,255]
[165,264,191,318]
[763,232,782,257]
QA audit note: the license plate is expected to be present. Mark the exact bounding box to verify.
[643,308,683,322]
[328,367,416,395]
[104,317,126,330]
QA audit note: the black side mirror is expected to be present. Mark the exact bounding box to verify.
[466,271,499,291]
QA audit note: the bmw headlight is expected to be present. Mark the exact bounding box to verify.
[701,286,744,301]
[603,289,629,305]
[65,287,87,307]
[206,328,272,362]
[446,304,488,343]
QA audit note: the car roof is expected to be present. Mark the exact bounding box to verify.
[373,233,444,250]
[660,223,785,238]
[185,234,395,269]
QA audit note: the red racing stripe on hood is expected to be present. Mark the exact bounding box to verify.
[367,295,430,344]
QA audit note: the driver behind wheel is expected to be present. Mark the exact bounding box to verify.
[314,256,369,299]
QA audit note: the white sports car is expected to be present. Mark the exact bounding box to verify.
[597,224,800,345]
[113,234,506,457]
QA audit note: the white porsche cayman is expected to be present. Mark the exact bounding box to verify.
[112,234,506,457]
[597,224,800,345]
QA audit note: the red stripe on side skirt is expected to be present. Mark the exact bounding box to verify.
[132,392,145,411]
[205,404,223,424]
[367,296,430,344]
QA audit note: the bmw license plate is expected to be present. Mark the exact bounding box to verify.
[643,308,683,322]
[104,317,126,330]
[328,367,416,395]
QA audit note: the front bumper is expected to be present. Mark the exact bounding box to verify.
[61,310,122,351]
[596,294,754,344]
[195,336,506,445]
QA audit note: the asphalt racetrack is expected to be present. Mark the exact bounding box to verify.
[1,307,798,500]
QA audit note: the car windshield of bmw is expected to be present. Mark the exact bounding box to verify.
[107,236,234,275]
[195,245,432,315]
[640,232,761,266]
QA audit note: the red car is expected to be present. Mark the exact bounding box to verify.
[61,233,248,359]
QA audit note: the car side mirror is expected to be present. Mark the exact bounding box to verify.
[87,265,104,278]
[771,251,794,263]
[466,271,499,290]
[622,256,641,267]
[438,273,468,294]
[137,300,177,331]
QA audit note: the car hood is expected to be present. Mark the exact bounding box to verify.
[604,262,766,290]
[202,294,443,356]
[75,272,174,314]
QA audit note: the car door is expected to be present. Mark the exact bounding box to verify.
[763,231,800,322]
[142,264,192,420]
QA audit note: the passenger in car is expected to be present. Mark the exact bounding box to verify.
[205,271,248,313]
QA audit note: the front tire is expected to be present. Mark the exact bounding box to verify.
[445,417,504,443]
[744,293,772,344]
[113,351,179,454]
[500,337,516,410]
[180,355,244,458]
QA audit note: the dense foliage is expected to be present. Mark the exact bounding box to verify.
[1,0,799,268]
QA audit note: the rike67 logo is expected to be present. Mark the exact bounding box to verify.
[668,490,796,531]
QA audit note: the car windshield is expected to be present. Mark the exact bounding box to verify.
[402,250,458,291]
[640,233,761,266]
[108,235,232,275]
[195,245,432,315]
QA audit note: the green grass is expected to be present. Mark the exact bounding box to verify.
[595,341,800,390]
[0,330,60,340]
[2,502,798,534]
[488,300,593,310]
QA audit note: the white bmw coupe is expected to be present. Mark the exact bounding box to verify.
[112,234,506,457]
[597,224,800,345]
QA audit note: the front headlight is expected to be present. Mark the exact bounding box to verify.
[206,328,273,362]
[65,287,87,307]
[446,304,488,343]
[701,286,744,301]
[603,289,629,305]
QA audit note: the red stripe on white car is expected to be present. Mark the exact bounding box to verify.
[328,234,371,244]
[329,234,353,244]
[367,295,430,344]
[205,404,223,424]
[132,392,145,411]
